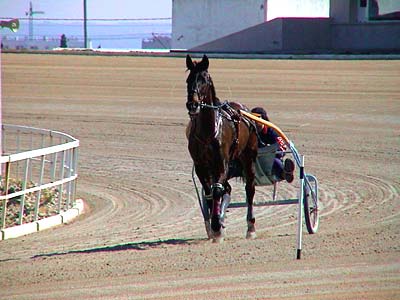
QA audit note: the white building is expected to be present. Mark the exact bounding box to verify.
[172,0,268,50]
[171,0,329,50]
[172,0,400,54]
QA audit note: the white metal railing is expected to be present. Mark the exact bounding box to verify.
[0,124,79,229]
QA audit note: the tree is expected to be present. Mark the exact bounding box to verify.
[60,34,67,48]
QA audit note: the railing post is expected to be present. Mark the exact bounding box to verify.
[34,155,45,221]
[18,158,30,225]
[57,150,65,213]
[66,149,72,209]
[16,130,20,179]
[1,125,4,174]
[72,147,79,206]
[1,161,11,229]
[51,152,57,182]
[28,132,34,182]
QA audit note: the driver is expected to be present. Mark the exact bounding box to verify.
[251,107,295,183]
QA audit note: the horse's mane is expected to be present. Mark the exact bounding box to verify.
[208,76,220,105]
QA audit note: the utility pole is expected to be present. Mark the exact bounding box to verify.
[83,0,88,48]
[26,1,45,40]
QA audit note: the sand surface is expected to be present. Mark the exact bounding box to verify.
[1,53,399,299]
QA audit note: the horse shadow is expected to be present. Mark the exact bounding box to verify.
[32,238,200,259]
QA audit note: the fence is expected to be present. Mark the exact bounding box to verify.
[0,124,79,230]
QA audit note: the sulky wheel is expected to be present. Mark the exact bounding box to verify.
[303,174,319,234]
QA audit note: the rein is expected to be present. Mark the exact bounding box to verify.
[189,101,235,125]
[199,101,224,110]
[188,101,229,118]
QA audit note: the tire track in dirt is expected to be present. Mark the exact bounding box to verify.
[318,173,399,228]
[77,177,205,244]
[205,171,400,238]
[116,180,203,240]
[196,173,395,238]
[63,155,400,246]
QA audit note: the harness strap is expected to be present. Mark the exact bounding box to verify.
[220,103,244,160]
[229,115,240,160]
[190,101,252,162]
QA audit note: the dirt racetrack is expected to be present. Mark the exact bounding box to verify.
[1,53,399,299]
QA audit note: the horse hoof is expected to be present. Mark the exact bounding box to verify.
[246,219,256,239]
[246,231,257,239]
[204,221,212,239]
[211,228,225,243]
[212,236,224,243]
[211,216,222,233]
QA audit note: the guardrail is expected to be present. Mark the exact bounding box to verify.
[0,125,79,229]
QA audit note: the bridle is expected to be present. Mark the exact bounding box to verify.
[186,71,216,117]
[186,70,226,146]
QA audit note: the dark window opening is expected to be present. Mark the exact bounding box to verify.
[360,0,367,8]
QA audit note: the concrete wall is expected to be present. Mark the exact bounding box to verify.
[332,23,400,52]
[190,18,331,54]
[179,0,399,54]
[329,0,359,24]
[190,16,400,54]
[190,19,283,53]
[171,0,266,49]
[282,18,331,52]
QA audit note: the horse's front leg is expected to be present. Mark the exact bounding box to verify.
[210,182,224,236]
[210,168,230,241]
[195,166,213,239]
[201,184,213,240]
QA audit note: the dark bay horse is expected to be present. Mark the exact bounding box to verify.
[185,55,258,241]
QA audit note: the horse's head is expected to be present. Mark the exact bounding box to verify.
[185,54,214,115]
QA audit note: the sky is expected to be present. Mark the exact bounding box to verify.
[0,0,172,20]
[0,0,332,21]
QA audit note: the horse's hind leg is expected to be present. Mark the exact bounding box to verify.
[242,155,257,239]
[241,129,258,239]
[245,180,256,239]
